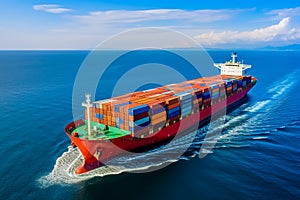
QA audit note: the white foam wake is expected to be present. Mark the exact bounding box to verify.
[201,70,298,151]
[271,81,295,100]
[252,136,268,140]
[245,100,271,113]
[267,71,297,96]
[38,136,194,187]
[38,147,132,187]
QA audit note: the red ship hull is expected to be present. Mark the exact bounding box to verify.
[65,87,253,174]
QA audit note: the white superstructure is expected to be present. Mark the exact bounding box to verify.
[214,52,251,76]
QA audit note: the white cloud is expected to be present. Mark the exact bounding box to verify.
[73,9,245,24]
[33,4,72,14]
[4,7,300,49]
[267,7,300,18]
[36,8,246,49]
[194,17,300,47]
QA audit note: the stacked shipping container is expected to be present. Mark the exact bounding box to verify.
[85,75,253,136]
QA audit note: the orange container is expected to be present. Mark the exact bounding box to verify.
[151,116,166,125]
[151,111,166,121]
[167,102,180,109]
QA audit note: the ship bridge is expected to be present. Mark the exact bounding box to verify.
[214,52,251,76]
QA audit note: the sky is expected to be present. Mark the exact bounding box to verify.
[1,0,300,49]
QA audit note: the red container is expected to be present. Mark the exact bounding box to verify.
[167,102,180,110]
[166,96,180,104]
[129,111,149,121]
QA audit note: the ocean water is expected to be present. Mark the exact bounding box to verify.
[0,50,300,199]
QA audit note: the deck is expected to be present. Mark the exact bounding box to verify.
[71,121,131,140]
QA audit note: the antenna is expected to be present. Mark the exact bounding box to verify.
[231,52,237,63]
[82,94,93,136]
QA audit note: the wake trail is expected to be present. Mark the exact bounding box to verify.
[199,70,298,155]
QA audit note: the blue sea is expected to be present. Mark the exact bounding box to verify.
[1,50,300,200]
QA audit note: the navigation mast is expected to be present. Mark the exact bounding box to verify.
[82,94,93,136]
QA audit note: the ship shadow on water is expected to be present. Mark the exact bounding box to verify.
[182,95,250,158]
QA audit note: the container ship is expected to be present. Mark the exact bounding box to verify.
[65,53,257,174]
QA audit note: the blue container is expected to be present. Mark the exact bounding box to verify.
[116,119,120,126]
[212,92,219,97]
[226,81,232,86]
[182,104,192,109]
[129,121,150,129]
[181,107,193,115]
[96,113,104,120]
[212,95,218,100]
[209,84,218,89]
[195,93,202,99]
[168,110,181,119]
[212,91,219,95]
[181,98,192,105]
[238,80,242,88]
[182,93,192,99]
[181,103,192,109]
[212,93,219,97]
[203,92,211,100]
[233,87,237,92]
[182,112,190,117]
[181,107,192,114]
[129,116,150,127]
[129,123,149,132]
[128,104,150,116]
[167,106,180,115]
[173,91,184,96]
[174,92,192,99]
[212,96,219,100]
[181,104,192,110]
[181,104,191,109]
